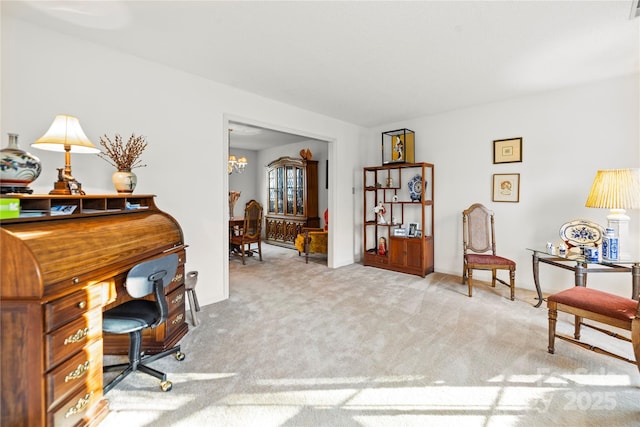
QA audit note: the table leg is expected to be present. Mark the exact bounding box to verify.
[532,253,544,308]
[575,262,587,287]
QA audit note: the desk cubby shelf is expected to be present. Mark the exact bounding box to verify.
[1,194,157,222]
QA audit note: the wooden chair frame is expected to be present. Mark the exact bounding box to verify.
[230,199,263,265]
[462,203,515,300]
[548,286,640,373]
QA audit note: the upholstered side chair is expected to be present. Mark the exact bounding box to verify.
[462,203,516,300]
[295,209,328,264]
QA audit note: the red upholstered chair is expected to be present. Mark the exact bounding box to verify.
[548,286,640,373]
[462,203,516,300]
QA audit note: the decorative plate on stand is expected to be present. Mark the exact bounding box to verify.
[559,220,604,247]
[408,174,423,202]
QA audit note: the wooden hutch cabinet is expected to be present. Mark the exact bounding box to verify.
[363,162,434,277]
[0,194,188,427]
[265,156,319,247]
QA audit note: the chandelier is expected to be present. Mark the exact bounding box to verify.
[228,154,248,174]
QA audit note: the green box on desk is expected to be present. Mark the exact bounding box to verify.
[0,198,20,219]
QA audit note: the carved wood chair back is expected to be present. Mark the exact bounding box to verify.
[462,203,516,300]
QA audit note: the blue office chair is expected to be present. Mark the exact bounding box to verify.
[103,253,185,393]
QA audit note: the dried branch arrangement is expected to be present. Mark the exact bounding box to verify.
[98,133,147,170]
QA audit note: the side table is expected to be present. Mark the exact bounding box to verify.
[526,248,639,308]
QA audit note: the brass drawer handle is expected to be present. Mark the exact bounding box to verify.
[65,392,93,418]
[64,327,89,345]
[172,273,183,283]
[171,293,184,304]
[171,313,184,325]
[77,301,86,309]
[65,360,90,382]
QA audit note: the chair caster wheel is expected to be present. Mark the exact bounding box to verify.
[160,380,173,392]
[175,351,185,361]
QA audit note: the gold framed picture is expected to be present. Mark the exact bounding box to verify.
[492,173,520,203]
[493,137,522,164]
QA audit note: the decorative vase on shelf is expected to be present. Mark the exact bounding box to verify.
[0,133,42,194]
[112,169,137,193]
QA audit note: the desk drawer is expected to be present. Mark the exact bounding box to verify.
[49,379,103,427]
[45,308,102,370]
[46,339,102,411]
[166,285,186,336]
[45,285,104,333]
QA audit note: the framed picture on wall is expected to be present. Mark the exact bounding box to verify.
[493,137,522,164]
[492,173,520,203]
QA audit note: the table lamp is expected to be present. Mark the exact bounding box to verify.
[585,168,640,259]
[32,115,100,195]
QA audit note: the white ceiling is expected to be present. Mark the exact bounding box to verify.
[4,0,639,141]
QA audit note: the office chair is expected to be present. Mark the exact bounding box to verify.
[103,253,185,393]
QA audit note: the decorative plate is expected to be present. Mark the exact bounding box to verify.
[559,220,605,246]
[408,174,423,202]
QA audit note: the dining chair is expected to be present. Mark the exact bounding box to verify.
[230,199,263,264]
[462,203,516,300]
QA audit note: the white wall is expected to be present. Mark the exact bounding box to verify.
[228,148,259,215]
[366,74,640,297]
[1,17,362,306]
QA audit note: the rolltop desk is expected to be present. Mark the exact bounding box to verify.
[0,194,188,427]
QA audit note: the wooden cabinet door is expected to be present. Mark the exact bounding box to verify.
[389,237,405,267]
[405,238,424,271]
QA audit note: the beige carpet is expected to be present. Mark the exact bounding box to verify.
[100,244,640,426]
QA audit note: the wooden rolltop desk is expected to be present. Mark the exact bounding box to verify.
[0,194,188,427]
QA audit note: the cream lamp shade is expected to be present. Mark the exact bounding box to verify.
[585,168,640,259]
[31,115,99,153]
[31,114,99,195]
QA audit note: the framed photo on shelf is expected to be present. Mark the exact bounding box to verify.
[408,222,418,237]
[415,230,422,238]
[393,227,407,237]
[492,173,520,203]
[493,137,522,164]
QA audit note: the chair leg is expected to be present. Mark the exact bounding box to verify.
[548,304,557,354]
[462,263,467,285]
[509,268,515,301]
[632,318,640,374]
[257,240,262,261]
[240,243,246,265]
[574,315,582,340]
[467,269,473,297]
[491,269,497,287]
[187,289,200,326]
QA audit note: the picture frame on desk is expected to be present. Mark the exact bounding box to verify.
[408,222,418,237]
